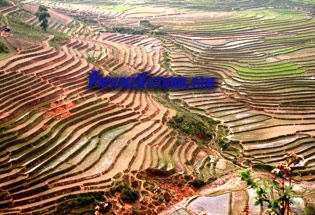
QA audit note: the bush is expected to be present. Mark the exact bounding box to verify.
[120,184,140,203]
[189,179,206,189]
[0,41,9,53]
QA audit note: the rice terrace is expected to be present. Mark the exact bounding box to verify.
[1,0,315,214]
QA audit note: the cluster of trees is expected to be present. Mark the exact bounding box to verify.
[35,5,50,31]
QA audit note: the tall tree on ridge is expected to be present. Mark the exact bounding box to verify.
[35,5,50,31]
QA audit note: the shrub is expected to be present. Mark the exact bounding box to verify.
[0,41,9,53]
[238,152,304,215]
[189,179,206,189]
[120,185,140,203]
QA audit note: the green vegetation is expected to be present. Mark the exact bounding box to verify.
[131,207,140,215]
[224,61,306,81]
[112,62,123,71]
[305,203,315,215]
[167,112,215,143]
[238,153,304,215]
[48,32,69,50]
[35,5,50,31]
[161,51,171,71]
[6,11,69,51]
[252,163,274,172]
[188,178,206,189]
[0,39,11,60]
[86,54,96,64]
[8,12,49,41]
[0,0,10,7]
[120,184,140,203]
[56,192,106,215]
[111,19,161,35]
[111,27,148,35]
[108,181,140,203]
[0,40,9,53]
[7,8,33,21]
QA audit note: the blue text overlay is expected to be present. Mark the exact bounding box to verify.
[88,71,214,89]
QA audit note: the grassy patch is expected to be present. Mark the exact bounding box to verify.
[153,91,219,146]
[6,11,69,50]
[167,111,216,144]
[7,8,33,21]
[0,37,12,61]
[48,31,70,50]
[161,51,171,71]
[7,15,49,42]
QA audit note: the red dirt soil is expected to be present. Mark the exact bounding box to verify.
[42,98,75,120]
[104,171,196,215]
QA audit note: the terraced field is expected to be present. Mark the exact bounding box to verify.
[0,2,233,214]
[159,9,315,176]
[1,0,315,214]
[0,31,221,215]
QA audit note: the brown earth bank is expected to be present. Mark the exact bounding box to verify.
[92,170,202,215]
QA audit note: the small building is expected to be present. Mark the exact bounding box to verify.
[1,26,12,37]
[2,26,11,32]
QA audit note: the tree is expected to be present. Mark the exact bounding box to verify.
[35,5,50,31]
[120,184,140,203]
[238,152,304,215]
